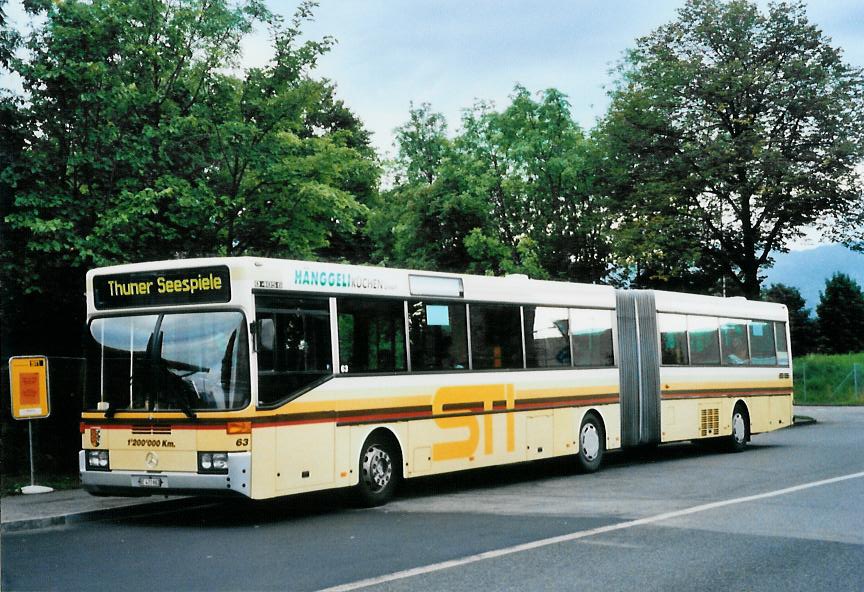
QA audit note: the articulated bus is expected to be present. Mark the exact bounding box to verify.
[80,258,793,505]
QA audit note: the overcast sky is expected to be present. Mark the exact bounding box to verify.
[6,0,862,156]
[246,0,864,156]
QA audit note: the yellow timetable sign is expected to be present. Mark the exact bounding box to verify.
[9,356,50,420]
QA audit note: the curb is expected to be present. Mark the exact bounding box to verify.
[1,496,208,534]
[792,415,817,426]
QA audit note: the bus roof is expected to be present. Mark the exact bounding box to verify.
[86,257,786,320]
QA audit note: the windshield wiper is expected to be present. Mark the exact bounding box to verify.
[177,397,197,419]
[149,327,198,418]
[164,359,209,376]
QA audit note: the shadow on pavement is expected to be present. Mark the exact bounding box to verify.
[111,438,777,530]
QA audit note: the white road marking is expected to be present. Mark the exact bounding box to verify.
[575,539,641,549]
[319,470,864,592]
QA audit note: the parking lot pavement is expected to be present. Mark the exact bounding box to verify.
[0,487,193,533]
[0,405,830,534]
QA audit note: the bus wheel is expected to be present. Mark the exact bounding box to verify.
[576,413,605,473]
[728,405,749,453]
[355,433,400,507]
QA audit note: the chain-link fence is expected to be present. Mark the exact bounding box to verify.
[794,356,864,405]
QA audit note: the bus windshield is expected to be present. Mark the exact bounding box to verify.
[85,311,250,414]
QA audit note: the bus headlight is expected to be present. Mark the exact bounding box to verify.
[86,450,110,471]
[198,452,229,474]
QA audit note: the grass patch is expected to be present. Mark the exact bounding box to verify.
[794,352,864,405]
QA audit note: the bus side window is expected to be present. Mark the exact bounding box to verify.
[337,298,406,373]
[408,301,469,371]
[255,296,332,407]
[570,309,614,367]
[774,321,790,366]
[470,304,523,370]
[658,313,688,365]
[720,319,750,366]
[749,321,777,366]
[524,306,570,368]
[688,316,720,365]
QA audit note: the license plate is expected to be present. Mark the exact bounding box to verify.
[137,476,164,488]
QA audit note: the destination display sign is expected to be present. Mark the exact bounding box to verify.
[93,266,231,309]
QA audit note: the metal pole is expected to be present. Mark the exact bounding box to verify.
[28,420,35,487]
[855,364,860,400]
[802,362,807,403]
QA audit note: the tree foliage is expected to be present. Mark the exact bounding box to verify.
[603,0,864,298]
[368,103,487,273]
[374,87,613,282]
[393,101,449,186]
[1,0,377,353]
[815,273,864,354]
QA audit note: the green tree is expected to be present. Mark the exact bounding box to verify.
[2,0,377,355]
[446,96,548,277]
[457,88,612,281]
[369,103,488,272]
[0,10,25,356]
[603,0,864,298]
[393,102,449,186]
[763,283,816,356]
[815,273,864,354]
[376,88,613,282]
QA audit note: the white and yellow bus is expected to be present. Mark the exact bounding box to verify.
[80,258,793,505]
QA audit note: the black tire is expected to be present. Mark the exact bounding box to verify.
[354,433,400,507]
[727,404,749,453]
[576,412,605,473]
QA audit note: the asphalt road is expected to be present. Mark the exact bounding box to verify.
[3,406,863,591]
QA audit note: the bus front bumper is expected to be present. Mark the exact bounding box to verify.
[79,451,251,497]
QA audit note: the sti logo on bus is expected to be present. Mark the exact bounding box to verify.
[432,385,516,461]
[93,266,231,309]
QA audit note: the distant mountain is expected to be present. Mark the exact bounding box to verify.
[764,245,864,312]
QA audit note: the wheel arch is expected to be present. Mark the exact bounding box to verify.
[579,407,609,445]
[353,425,407,479]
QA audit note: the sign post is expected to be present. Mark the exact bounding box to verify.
[9,356,54,494]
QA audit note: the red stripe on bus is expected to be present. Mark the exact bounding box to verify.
[82,395,623,432]
[255,417,336,428]
[339,409,435,423]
